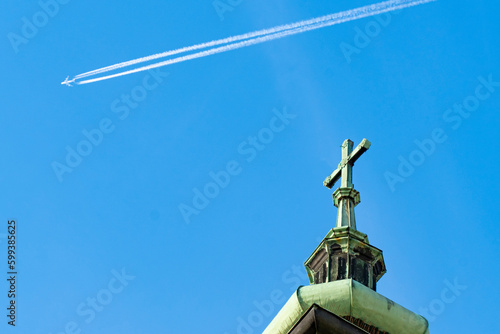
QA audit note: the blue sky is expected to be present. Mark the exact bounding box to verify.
[1,0,499,333]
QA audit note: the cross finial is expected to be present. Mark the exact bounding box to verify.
[323,138,371,189]
[323,138,371,230]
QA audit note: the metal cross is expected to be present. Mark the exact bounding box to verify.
[323,138,371,189]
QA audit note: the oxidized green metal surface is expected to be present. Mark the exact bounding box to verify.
[304,227,386,290]
[262,279,430,334]
[323,138,371,190]
[306,139,385,290]
[323,138,371,230]
[263,138,430,333]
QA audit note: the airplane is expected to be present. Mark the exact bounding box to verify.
[61,76,75,87]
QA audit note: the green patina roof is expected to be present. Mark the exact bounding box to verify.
[263,279,429,334]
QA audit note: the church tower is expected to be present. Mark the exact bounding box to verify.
[263,139,430,334]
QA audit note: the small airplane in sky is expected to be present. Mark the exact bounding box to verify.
[61,76,75,87]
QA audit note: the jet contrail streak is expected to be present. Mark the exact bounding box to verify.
[70,0,436,85]
[73,0,430,81]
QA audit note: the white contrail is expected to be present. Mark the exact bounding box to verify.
[73,0,426,80]
[71,0,436,85]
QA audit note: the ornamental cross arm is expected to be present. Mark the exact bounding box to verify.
[323,167,341,189]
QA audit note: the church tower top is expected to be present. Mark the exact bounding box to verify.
[304,138,386,290]
[263,138,430,333]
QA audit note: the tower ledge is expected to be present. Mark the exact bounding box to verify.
[262,279,430,334]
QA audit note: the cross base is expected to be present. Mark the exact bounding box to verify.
[332,188,360,207]
[333,187,360,230]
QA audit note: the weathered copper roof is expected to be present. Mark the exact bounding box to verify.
[262,279,429,334]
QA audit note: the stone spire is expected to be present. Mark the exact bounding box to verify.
[305,139,386,291]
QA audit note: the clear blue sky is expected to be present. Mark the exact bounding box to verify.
[1,0,499,333]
